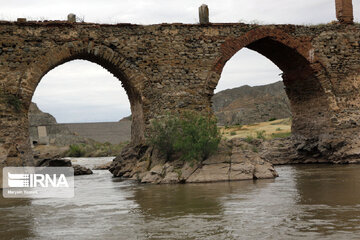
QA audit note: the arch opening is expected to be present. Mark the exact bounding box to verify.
[213,47,292,140]
[209,34,329,141]
[24,48,145,160]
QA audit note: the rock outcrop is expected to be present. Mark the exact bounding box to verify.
[93,161,112,170]
[212,81,291,126]
[35,158,93,175]
[29,102,131,145]
[35,158,72,167]
[109,139,278,184]
[261,137,360,165]
[73,164,93,175]
[29,102,89,146]
[29,102,58,126]
[109,133,360,184]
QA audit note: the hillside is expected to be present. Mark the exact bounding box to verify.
[28,103,131,145]
[211,81,291,126]
[28,81,291,145]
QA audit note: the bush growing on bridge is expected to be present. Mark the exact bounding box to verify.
[148,111,221,163]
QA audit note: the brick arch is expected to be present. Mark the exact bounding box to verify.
[206,28,315,90]
[214,28,312,74]
[205,27,331,140]
[21,42,147,144]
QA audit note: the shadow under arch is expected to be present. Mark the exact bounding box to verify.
[22,43,146,145]
[206,27,330,138]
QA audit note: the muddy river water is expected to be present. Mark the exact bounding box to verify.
[1,158,360,239]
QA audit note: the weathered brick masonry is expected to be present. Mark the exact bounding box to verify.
[0,20,359,166]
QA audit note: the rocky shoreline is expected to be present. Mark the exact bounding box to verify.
[109,138,279,184]
[108,134,360,184]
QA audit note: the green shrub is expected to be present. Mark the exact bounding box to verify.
[252,146,258,153]
[271,132,291,139]
[268,117,277,121]
[68,144,85,157]
[256,130,266,140]
[147,114,181,160]
[148,111,221,163]
[230,131,237,136]
[245,135,254,143]
[276,128,282,131]
[64,141,127,157]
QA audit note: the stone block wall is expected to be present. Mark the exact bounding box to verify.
[336,0,354,23]
[0,20,359,165]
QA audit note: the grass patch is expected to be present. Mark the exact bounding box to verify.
[64,141,128,157]
[252,146,258,153]
[245,135,254,143]
[268,117,277,121]
[256,130,266,140]
[271,132,291,139]
[219,118,291,140]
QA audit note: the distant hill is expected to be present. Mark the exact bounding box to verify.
[28,103,131,145]
[29,81,291,143]
[211,81,291,126]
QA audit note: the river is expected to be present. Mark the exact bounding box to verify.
[1,158,360,240]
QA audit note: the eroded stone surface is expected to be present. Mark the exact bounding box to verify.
[187,163,230,183]
[109,138,279,184]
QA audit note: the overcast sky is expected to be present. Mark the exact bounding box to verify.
[2,0,359,123]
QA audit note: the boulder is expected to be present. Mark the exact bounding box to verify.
[254,162,278,179]
[36,158,93,175]
[73,164,93,175]
[36,158,72,167]
[93,161,112,170]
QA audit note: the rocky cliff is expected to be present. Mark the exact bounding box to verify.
[212,81,291,126]
[29,102,58,126]
[29,103,90,146]
[29,103,131,145]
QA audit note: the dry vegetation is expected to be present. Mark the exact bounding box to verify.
[220,118,291,140]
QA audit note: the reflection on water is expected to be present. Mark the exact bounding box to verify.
[292,165,360,237]
[0,163,360,239]
[0,197,33,239]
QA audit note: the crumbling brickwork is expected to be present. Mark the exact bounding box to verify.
[0,20,359,166]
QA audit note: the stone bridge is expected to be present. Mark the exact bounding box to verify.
[0,1,360,166]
